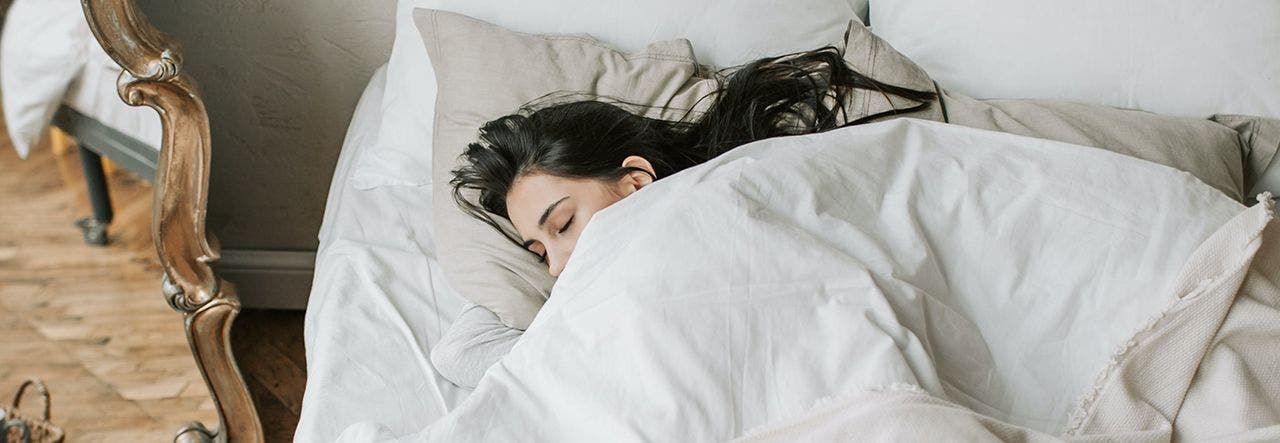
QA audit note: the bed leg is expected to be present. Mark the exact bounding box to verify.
[76,145,112,245]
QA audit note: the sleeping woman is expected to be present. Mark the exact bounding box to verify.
[430,47,938,388]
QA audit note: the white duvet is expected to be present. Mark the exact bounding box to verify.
[1,0,87,158]
[340,119,1256,441]
[1,0,161,157]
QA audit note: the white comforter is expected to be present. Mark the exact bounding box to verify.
[1,0,161,157]
[340,119,1265,441]
[1,0,87,158]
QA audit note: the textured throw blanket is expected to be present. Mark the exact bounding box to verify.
[340,119,1278,442]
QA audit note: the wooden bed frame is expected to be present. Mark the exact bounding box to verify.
[80,0,264,441]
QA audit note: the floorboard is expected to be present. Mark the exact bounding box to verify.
[2,118,306,441]
[233,308,307,440]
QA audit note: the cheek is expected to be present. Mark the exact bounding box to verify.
[598,185,630,208]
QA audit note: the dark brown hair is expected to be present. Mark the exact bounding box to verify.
[451,46,936,246]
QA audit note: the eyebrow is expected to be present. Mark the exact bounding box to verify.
[538,196,570,227]
[521,196,570,248]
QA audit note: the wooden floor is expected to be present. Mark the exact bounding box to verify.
[0,132,217,440]
[232,308,306,442]
[0,124,305,440]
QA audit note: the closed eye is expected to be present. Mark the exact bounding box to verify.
[558,216,574,234]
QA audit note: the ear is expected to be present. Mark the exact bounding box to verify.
[620,155,656,189]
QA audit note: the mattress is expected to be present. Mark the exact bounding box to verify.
[296,64,471,442]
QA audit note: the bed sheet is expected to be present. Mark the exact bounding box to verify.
[296,64,470,443]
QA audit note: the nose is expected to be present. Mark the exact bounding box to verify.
[547,246,573,277]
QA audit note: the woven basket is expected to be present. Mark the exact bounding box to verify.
[2,379,65,443]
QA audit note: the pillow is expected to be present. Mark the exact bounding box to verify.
[869,0,1280,120]
[0,0,90,158]
[940,91,1248,200]
[1211,114,1280,197]
[348,0,871,189]
[422,9,940,329]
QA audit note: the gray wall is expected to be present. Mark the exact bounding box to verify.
[138,0,396,308]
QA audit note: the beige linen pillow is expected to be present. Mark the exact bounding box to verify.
[940,91,1248,200]
[421,9,940,329]
[1210,114,1280,196]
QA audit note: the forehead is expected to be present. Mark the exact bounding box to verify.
[509,174,575,208]
[507,174,591,226]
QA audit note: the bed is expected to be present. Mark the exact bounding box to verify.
[1,0,162,244]
[294,64,472,440]
[74,0,1280,441]
[314,3,1280,442]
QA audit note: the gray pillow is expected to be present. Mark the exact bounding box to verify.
[941,91,1247,201]
[1209,114,1280,197]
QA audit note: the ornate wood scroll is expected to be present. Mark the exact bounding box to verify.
[79,1,264,442]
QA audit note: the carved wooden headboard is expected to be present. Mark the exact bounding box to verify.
[82,0,262,441]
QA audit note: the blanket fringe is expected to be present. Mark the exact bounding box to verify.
[1063,290,1183,435]
[1257,192,1275,215]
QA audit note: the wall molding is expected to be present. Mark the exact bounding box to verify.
[217,249,316,272]
[215,249,316,310]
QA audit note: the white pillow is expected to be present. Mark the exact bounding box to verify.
[348,0,871,189]
[869,0,1280,120]
[1,0,91,159]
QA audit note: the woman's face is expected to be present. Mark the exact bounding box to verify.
[506,156,655,277]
